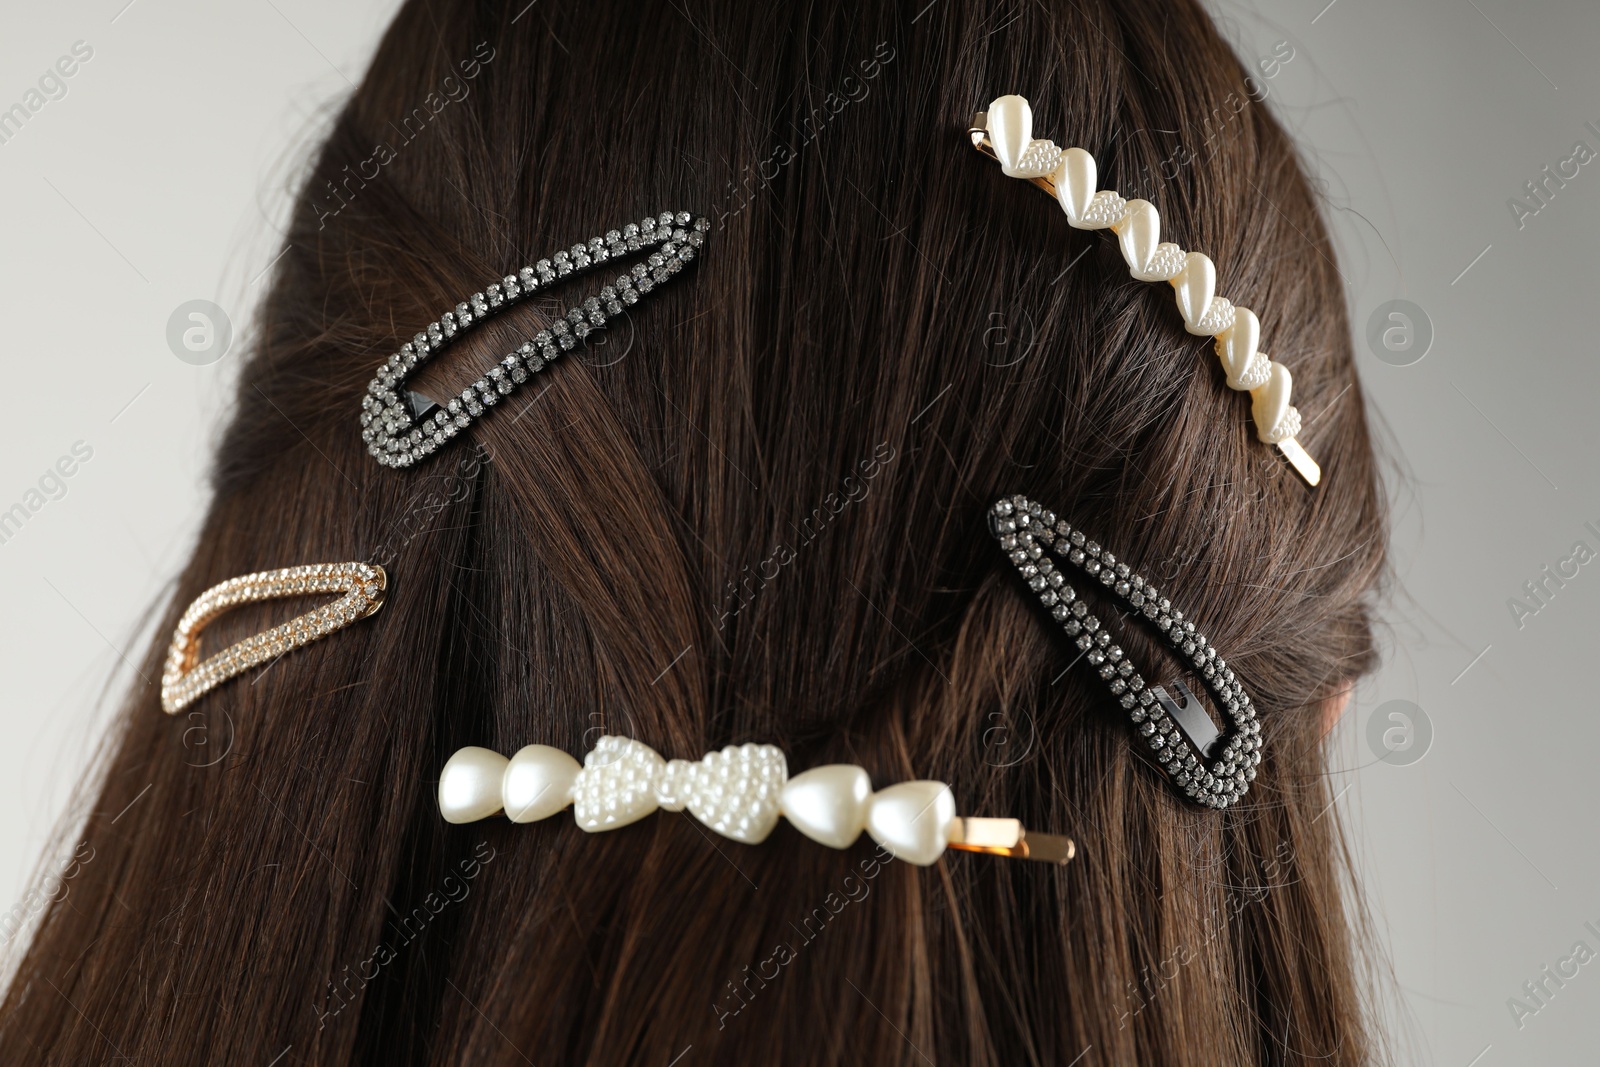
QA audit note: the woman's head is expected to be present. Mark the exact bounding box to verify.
[1,0,1386,1063]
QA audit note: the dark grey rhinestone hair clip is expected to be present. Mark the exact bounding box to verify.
[990,495,1262,808]
[360,210,710,468]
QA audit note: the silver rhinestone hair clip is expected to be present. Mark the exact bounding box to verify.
[360,210,710,468]
[990,496,1262,808]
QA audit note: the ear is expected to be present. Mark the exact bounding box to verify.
[1320,686,1353,738]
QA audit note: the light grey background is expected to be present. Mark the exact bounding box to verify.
[1,1,1595,1063]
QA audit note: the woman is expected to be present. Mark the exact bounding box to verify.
[0,0,1387,1062]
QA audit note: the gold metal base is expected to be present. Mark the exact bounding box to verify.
[946,816,1076,865]
[1276,437,1322,486]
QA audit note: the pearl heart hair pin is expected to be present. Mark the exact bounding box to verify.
[438,736,1076,867]
[161,563,387,714]
[970,96,1322,487]
[360,211,709,469]
[990,496,1262,808]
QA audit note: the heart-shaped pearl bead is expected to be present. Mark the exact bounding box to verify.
[439,746,510,825]
[502,744,582,823]
[1216,307,1261,387]
[1112,199,1160,279]
[986,95,1063,179]
[779,764,873,849]
[866,781,957,867]
[1251,361,1301,443]
[1054,146,1098,223]
[1172,252,1216,329]
[987,95,1032,177]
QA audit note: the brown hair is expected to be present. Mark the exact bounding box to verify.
[0,1,1388,1063]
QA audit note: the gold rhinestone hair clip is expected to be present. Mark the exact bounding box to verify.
[160,563,386,714]
[969,95,1321,487]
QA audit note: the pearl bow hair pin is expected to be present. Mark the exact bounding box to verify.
[439,736,1076,867]
[970,96,1322,487]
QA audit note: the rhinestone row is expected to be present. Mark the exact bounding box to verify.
[161,562,385,714]
[359,211,711,469]
[991,496,1261,808]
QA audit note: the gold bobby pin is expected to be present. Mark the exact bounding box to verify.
[161,563,386,714]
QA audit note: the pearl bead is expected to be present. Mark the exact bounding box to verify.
[438,746,509,824]
[1054,146,1098,223]
[502,744,581,823]
[779,765,872,850]
[866,781,957,866]
[1172,252,1216,332]
[1112,199,1159,278]
[1250,361,1300,444]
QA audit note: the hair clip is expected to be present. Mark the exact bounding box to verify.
[990,496,1262,808]
[161,563,386,714]
[969,96,1321,488]
[438,736,1076,867]
[360,211,710,469]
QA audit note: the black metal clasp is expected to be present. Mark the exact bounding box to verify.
[1151,679,1220,759]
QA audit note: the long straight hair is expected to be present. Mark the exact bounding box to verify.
[0,1,1388,1063]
